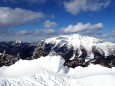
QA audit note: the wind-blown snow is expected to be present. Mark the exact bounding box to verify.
[0,55,115,86]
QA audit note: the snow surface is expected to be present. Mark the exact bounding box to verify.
[1,55,115,86]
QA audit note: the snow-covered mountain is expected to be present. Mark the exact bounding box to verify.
[33,34,115,68]
[14,39,22,45]
[0,34,115,86]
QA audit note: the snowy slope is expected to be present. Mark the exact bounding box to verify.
[1,56,115,86]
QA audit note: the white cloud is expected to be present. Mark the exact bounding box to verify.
[63,0,110,15]
[15,30,29,36]
[62,22,103,33]
[91,23,103,29]
[15,29,55,37]
[43,29,55,34]
[0,7,44,28]
[34,29,55,35]
[44,20,57,29]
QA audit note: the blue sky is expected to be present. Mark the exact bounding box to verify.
[0,0,114,42]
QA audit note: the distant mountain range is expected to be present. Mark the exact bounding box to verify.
[0,40,36,67]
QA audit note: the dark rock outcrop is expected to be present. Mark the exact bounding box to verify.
[84,46,112,68]
[64,58,86,68]
[0,52,20,67]
[64,46,87,68]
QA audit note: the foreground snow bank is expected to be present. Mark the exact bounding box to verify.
[0,56,64,78]
[0,56,115,86]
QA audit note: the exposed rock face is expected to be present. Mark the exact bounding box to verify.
[0,52,20,67]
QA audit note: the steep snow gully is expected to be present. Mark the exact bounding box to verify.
[0,34,115,86]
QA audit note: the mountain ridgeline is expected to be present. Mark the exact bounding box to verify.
[0,34,115,68]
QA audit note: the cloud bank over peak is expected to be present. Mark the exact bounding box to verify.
[63,0,111,15]
[61,22,103,33]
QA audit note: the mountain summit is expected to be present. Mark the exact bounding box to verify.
[14,39,22,45]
